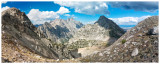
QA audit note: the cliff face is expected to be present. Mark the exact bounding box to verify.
[2,8,80,62]
[80,16,158,62]
[68,16,125,48]
[37,18,83,43]
[95,15,125,38]
[67,16,125,57]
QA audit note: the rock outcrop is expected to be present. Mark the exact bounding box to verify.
[2,8,80,62]
[68,16,125,48]
[37,18,83,43]
[95,15,125,38]
[68,15,125,57]
[80,16,158,62]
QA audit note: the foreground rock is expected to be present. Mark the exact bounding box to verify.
[80,16,158,62]
[2,8,80,62]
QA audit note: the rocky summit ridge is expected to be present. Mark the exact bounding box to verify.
[2,8,80,62]
[67,15,125,57]
[37,17,83,43]
[68,15,125,47]
[80,16,158,62]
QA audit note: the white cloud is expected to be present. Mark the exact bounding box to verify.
[27,7,70,25]
[109,15,151,25]
[64,14,75,17]
[1,1,7,4]
[27,9,59,25]
[1,6,10,12]
[64,14,71,17]
[56,7,70,14]
[84,21,96,25]
[54,1,109,15]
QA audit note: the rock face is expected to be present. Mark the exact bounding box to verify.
[37,18,83,43]
[68,16,125,48]
[80,16,158,62]
[131,48,139,56]
[2,8,80,62]
[68,16,125,57]
[95,15,125,38]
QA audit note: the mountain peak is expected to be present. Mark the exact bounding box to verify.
[67,17,75,21]
[94,15,111,26]
[94,15,125,38]
[2,7,21,14]
[99,15,106,19]
[2,7,35,31]
[8,7,18,10]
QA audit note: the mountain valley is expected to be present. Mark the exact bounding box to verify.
[1,7,159,63]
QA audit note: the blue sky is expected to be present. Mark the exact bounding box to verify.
[1,1,159,28]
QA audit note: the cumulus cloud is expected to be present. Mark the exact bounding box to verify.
[109,15,151,25]
[64,14,75,17]
[1,1,7,4]
[27,7,70,25]
[109,2,158,12]
[54,1,109,15]
[84,21,96,25]
[27,9,59,25]
[56,7,70,14]
[1,6,10,12]
[64,14,71,17]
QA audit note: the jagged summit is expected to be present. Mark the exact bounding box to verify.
[95,15,111,24]
[37,17,84,43]
[95,15,125,38]
[95,15,117,28]
[2,7,36,31]
[67,17,75,21]
[2,7,20,13]
[2,7,26,18]
[99,15,107,19]
[68,15,125,50]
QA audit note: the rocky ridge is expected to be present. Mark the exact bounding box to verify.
[68,16,125,57]
[68,16,125,49]
[80,16,158,62]
[1,8,81,62]
[37,17,83,43]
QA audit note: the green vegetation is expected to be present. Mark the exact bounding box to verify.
[105,43,110,47]
[51,42,64,47]
[67,39,98,50]
[121,39,126,44]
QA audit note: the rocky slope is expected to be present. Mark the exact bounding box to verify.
[37,17,83,43]
[1,8,80,62]
[68,16,125,48]
[80,16,158,62]
[68,16,125,57]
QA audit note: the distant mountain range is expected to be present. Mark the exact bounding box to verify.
[37,17,84,43]
[34,22,135,31]
[34,24,42,27]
